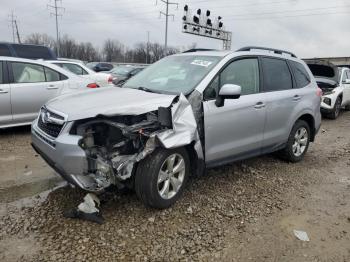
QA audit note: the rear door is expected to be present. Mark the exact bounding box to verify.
[10,62,64,124]
[259,57,302,152]
[0,61,12,126]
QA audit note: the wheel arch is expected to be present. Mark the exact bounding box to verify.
[184,141,205,177]
[296,113,316,142]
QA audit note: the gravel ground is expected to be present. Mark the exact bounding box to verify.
[0,112,350,261]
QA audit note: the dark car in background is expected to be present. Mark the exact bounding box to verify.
[86,62,114,72]
[108,65,146,86]
[0,42,57,60]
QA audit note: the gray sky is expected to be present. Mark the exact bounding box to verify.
[1,0,350,58]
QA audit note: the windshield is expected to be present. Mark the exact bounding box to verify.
[123,55,221,95]
[110,66,136,76]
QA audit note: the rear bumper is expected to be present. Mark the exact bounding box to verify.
[31,119,88,187]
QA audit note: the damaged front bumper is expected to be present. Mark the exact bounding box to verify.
[31,119,90,189]
[31,94,204,193]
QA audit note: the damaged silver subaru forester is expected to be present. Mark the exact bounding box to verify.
[31,47,321,209]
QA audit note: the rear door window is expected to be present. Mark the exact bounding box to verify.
[262,57,293,92]
[12,62,46,83]
[0,44,11,56]
[290,61,311,88]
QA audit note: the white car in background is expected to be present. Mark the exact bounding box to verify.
[306,60,350,119]
[47,60,113,87]
[0,56,99,128]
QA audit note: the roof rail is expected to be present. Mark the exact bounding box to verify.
[183,48,218,53]
[236,46,297,58]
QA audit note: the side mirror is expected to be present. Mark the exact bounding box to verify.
[215,84,241,107]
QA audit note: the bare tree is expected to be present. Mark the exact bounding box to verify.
[24,33,180,63]
[24,33,56,50]
[103,39,124,62]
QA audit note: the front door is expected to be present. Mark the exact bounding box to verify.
[203,57,266,166]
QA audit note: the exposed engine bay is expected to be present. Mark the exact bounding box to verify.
[68,94,203,192]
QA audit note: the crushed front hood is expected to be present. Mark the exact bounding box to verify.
[47,87,177,121]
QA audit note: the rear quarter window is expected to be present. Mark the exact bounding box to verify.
[290,61,311,88]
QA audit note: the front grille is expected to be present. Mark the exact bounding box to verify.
[37,108,65,138]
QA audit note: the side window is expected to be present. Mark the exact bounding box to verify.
[262,58,293,92]
[44,67,60,82]
[346,71,350,80]
[204,58,260,100]
[12,62,45,83]
[203,75,219,100]
[290,61,311,88]
[62,63,86,75]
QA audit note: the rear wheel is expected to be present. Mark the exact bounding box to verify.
[328,96,342,119]
[135,148,190,209]
[279,120,310,162]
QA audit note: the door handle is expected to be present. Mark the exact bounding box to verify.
[293,95,301,101]
[0,89,8,94]
[46,85,58,90]
[254,102,266,109]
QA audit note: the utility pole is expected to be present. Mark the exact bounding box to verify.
[14,20,21,44]
[146,31,150,64]
[8,11,16,43]
[48,0,64,57]
[159,0,178,54]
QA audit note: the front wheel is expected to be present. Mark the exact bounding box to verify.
[328,96,342,119]
[279,120,310,163]
[135,148,190,209]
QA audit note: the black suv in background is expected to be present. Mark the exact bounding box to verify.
[0,42,57,60]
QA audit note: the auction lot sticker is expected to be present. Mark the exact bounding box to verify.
[191,60,213,67]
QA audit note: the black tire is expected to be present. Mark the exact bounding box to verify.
[134,147,190,209]
[328,96,342,119]
[279,120,310,163]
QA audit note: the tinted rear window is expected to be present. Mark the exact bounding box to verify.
[12,45,54,60]
[262,58,293,91]
[0,44,11,56]
[290,61,311,88]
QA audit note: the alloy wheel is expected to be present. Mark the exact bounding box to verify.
[157,153,186,200]
[292,127,308,157]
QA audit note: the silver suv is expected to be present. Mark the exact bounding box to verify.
[31,47,322,208]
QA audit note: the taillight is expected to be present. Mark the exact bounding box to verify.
[87,83,99,88]
[316,87,323,97]
[108,75,113,84]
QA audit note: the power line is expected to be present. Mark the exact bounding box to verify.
[48,0,65,57]
[158,0,178,52]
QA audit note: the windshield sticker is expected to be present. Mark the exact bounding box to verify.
[191,60,213,67]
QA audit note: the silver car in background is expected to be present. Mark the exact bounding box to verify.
[32,47,322,209]
[0,56,99,128]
